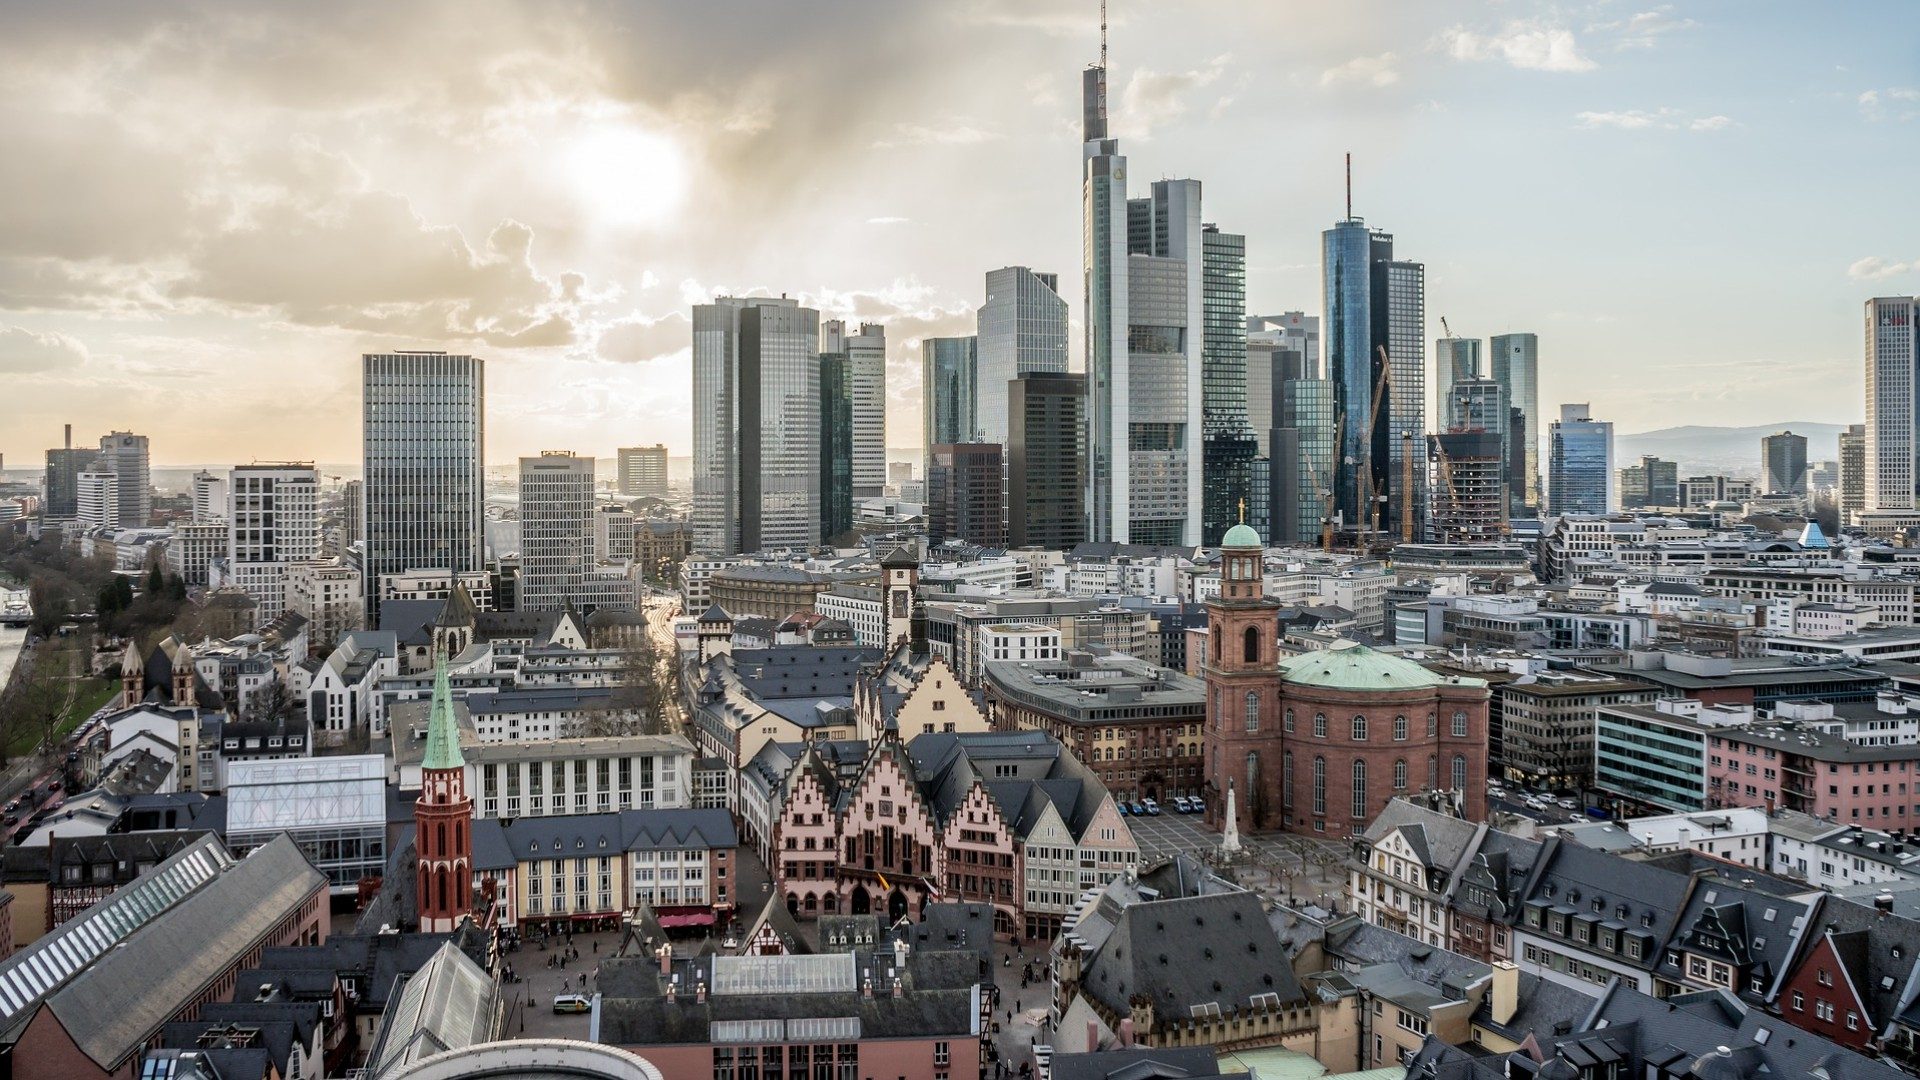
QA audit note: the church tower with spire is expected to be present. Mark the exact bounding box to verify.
[415,654,473,933]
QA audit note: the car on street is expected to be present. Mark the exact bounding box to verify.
[1172,796,1193,813]
[552,995,591,1014]
[1127,801,1146,816]
[1142,798,1160,815]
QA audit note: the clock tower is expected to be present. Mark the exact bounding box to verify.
[881,545,920,649]
[1202,521,1279,833]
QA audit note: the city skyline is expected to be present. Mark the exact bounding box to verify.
[0,1,1913,467]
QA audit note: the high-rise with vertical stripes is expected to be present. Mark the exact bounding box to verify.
[691,296,821,554]
[1866,297,1920,515]
[360,351,485,621]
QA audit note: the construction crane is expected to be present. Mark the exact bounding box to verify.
[1401,429,1416,544]
[1317,413,1344,552]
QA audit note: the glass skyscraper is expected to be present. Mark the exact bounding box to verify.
[820,348,853,544]
[1434,338,1481,427]
[1762,430,1809,496]
[823,320,886,500]
[1548,403,1614,514]
[1323,218,1424,538]
[1322,220,1375,530]
[1008,372,1087,550]
[1200,226,1256,545]
[922,335,977,451]
[1490,333,1541,512]
[977,267,1067,443]
[691,296,821,554]
[360,351,485,620]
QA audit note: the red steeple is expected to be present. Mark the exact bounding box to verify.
[415,655,473,933]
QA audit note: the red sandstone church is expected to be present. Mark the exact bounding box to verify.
[1201,523,1490,836]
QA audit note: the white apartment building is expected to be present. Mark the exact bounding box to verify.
[814,586,884,647]
[285,561,364,652]
[225,463,321,621]
[1794,602,1883,637]
[378,568,494,609]
[191,470,227,523]
[979,624,1062,664]
[166,521,227,586]
[469,734,694,819]
[76,467,118,531]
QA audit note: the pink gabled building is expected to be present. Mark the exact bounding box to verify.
[1708,696,1920,826]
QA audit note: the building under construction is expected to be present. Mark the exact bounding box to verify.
[1429,431,1507,543]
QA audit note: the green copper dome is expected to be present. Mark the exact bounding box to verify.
[1221,522,1262,549]
[1279,641,1479,691]
[420,653,466,772]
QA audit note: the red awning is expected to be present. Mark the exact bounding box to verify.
[658,913,716,928]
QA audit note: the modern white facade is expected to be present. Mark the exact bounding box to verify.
[360,352,485,620]
[978,266,1070,443]
[285,561,364,651]
[225,463,321,621]
[77,467,118,531]
[470,735,694,819]
[166,521,226,586]
[518,451,595,612]
[1866,297,1919,511]
[191,470,227,523]
[691,297,820,554]
[378,568,494,610]
[96,431,151,528]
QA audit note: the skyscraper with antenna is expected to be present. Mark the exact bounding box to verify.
[1081,0,1210,545]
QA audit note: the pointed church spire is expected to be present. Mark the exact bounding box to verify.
[420,651,465,771]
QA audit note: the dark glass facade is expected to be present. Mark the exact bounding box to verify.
[1008,372,1087,549]
[819,350,853,544]
[1201,226,1255,545]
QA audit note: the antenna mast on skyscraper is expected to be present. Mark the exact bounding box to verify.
[1346,152,1352,221]
[1100,0,1108,70]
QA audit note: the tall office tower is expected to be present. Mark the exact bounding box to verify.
[977,267,1069,442]
[75,466,118,530]
[1429,431,1506,543]
[517,451,595,612]
[819,347,854,544]
[1323,217,1389,533]
[96,431,151,528]
[191,470,227,523]
[361,351,485,621]
[616,444,669,499]
[1761,430,1810,496]
[1434,338,1482,426]
[922,336,978,451]
[927,443,1006,548]
[1840,423,1867,523]
[1809,460,1840,492]
[1008,372,1087,550]
[1866,298,1920,512]
[1199,225,1257,545]
[1081,21,1205,545]
[822,320,886,500]
[1444,377,1509,519]
[1489,333,1541,512]
[1619,455,1679,510]
[342,480,363,549]
[691,297,821,554]
[1271,378,1337,545]
[225,463,320,620]
[43,423,93,521]
[1248,314,1321,376]
[1548,404,1615,514]
[1372,252,1426,539]
[1506,408,1529,516]
[1100,178,1204,545]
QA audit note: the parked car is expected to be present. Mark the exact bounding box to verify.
[1142,798,1161,816]
[1172,796,1193,813]
[552,994,591,1014]
[1128,801,1146,816]
[1116,802,1129,815]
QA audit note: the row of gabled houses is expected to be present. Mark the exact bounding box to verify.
[1351,797,1920,1067]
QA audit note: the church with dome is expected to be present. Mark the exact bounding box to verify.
[1200,523,1491,837]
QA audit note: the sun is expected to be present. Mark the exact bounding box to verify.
[563,124,689,229]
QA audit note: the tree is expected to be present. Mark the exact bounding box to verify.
[146,561,164,597]
[0,647,77,765]
[245,676,300,726]
[608,620,678,736]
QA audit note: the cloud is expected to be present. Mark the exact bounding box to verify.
[1859,87,1920,121]
[1121,55,1231,135]
[1589,8,1698,49]
[1576,108,1736,132]
[0,324,88,373]
[1319,53,1399,88]
[866,217,909,226]
[1849,257,1918,281]
[1441,21,1596,73]
[871,121,1001,149]
[594,312,688,364]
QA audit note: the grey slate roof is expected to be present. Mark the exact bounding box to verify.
[472,808,737,870]
[1050,1047,1225,1080]
[40,835,326,1072]
[1799,895,1920,1031]
[1077,889,1305,1020]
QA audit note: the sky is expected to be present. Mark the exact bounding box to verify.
[0,0,1913,468]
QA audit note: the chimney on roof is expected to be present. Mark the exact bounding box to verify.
[1088,1019,1099,1051]
[665,974,676,1003]
[1490,961,1519,1026]
[892,975,903,998]
[659,943,672,976]
[696,980,707,1004]
[1876,893,1895,914]
[1119,1017,1135,1047]
[863,970,874,999]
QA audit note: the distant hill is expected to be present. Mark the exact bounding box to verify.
[1617,422,1846,475]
